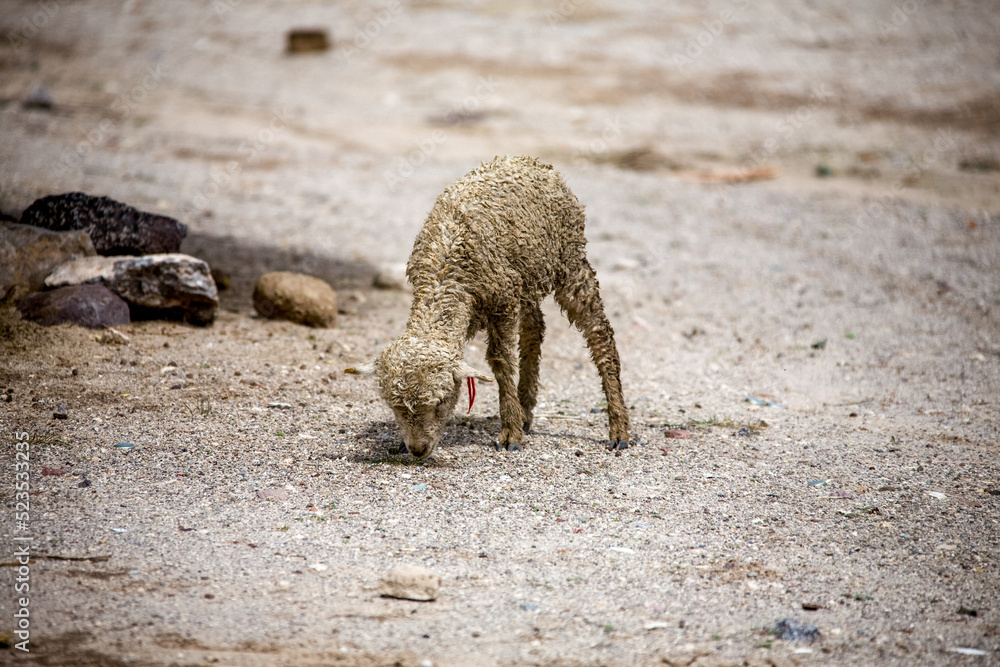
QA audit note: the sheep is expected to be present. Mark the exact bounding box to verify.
[346,155,629,459]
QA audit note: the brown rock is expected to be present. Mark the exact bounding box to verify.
[17,284,130,329]
[0,223,96,302]
[253,271,337,328]
[377,564,440,601]
[286,28,331,54]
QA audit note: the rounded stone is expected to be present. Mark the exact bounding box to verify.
[16,284,130,329]
[252,271,337,328]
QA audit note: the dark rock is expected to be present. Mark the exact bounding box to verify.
[771,618,821,643]
[17,284,130,329]
[20,192,187,256]
[46,254,218,325]
[22,83,54,110]
[1,223,96,302]
[286,28,331,54]
[53,402,69,419]
[253,271,337,328]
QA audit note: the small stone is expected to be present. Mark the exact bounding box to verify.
[20,192,187,256]
[373,262,410,291]
[664,428,693,439]
[377,564,440,601]
[46,254,218,325]
[1,223,96,302]
[286,28,331,54]
[256,488,289,502]
[253,271,337,328]
[22,83,54,110]
[53,402,69,419]
[772,618,821,643]
[16,284,130,329]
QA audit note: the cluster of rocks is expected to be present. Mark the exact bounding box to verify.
[2,192,218,328]
[4,192,347,331]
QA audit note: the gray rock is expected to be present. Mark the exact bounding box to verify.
[19,192,187,256]
[1,223,96,302]
[772,618,821,643]
[22,83,54,110]
[253,271,337,328]
[46,254,218,325]
[17,284,130,329]
[373,262,410,291]
[377,564,441,601]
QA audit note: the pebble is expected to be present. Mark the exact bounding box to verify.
[286,28,331,54]
[373,262,409,291]
[771,618,821,643]
[256,488,289,502]
[377,564,440,601]
[664,428,693,439]
[114,442,135,449]
[22,83,55,110]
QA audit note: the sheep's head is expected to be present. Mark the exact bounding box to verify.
[345,337,493,459]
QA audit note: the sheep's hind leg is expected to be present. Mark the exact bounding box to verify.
[487,308,526,451]
[555,258,631,451]
[518,301,545,434]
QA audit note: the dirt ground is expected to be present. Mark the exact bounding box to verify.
[1,1,999,665]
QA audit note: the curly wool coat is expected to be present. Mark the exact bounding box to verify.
[347,156,629,459]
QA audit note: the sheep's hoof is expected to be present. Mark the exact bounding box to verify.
[607,438,629,451]
[522,421,532,434]
[495,440,522,452]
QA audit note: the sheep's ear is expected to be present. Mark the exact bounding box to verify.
[455,361,494,383]
[344,360,376,376]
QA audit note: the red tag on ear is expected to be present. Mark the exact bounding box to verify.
[466,376,476,414]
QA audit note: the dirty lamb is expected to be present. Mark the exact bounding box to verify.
[346,156,629,459]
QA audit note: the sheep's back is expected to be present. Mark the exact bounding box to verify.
[408,156,586,306]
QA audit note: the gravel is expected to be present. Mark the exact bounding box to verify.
[1,0,998,665]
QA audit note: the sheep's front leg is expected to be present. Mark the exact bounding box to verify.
[486,309,525,451]
[518,301,545,433]
[555,258,631,451]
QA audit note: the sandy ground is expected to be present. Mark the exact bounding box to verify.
[1,1,999,665]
